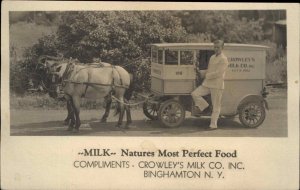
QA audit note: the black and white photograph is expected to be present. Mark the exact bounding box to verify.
[1,2,299,190]
[9,9,287,136]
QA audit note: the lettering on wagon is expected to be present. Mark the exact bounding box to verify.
[227,57,256,73]
[228,57,255,62]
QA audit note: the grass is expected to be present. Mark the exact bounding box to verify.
[10,93,105,110]
[10,93,143,110]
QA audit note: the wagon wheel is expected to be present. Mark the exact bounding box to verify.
[239,102,266,128]
[143,101,159,120]
[158,99,185,128]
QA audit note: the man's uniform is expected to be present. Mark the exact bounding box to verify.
[191,53,228,129]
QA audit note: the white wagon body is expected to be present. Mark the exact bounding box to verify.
[144,43,269,128]
[150,43,268,115]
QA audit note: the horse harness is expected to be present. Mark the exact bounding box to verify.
[59,62,128,98]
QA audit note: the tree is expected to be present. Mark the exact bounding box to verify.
[176,11,264,43]
[56,11,187,64]
[13,11,188,93]
[54,11,188,91]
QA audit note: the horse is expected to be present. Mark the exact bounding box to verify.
[40,56,133,132]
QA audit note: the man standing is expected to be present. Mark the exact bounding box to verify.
[191,40,229,130]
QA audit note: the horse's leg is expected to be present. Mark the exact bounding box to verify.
[116,98,125,128]
[101,96,112,123]
[125,99,132,128]
[72,96,81,133]
[64,100,72,125]
[67,96,75,131]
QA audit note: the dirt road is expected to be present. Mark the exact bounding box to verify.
[10,88,287,137]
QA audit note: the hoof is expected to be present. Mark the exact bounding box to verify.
[63,120,70,126]
[205,127,217,131]
[67,127,73,131]
[115,124,121,128]
[72,128,79,133]
[122,125,130,129]
[100,118,107,123]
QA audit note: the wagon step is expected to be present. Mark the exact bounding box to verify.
[192,106,212,117]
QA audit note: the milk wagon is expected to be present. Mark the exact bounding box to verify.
[143,43,269,128]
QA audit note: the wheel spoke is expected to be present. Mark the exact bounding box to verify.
[158,100,185,127]
[174,115,180,121]
[239,102,265,127]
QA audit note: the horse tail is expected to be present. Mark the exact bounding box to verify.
[124,72,135,101]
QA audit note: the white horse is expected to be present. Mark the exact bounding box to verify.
[42,57,133,132]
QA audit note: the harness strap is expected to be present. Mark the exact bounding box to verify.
[111,65,123,87]
[111,66,115,89]
[114,67,123,86]
[61,61,73,82]
[83,73,90,97]
[58,63,128,98]
[64,80,129,88]
[82,84,89,97]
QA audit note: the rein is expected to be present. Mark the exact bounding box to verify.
[63,80,129,89]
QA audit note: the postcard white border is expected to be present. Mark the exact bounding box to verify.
[1,2,299,190]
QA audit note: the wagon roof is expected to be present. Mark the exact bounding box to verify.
[151,43,269,50]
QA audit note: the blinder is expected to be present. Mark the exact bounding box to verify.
[50,73,61,84]
[47,68,65,99]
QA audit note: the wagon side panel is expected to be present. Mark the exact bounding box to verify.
[221,80,264,115]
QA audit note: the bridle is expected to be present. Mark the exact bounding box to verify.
[47,59,77,98]
[60,61,75,86]
[37,56,70,98]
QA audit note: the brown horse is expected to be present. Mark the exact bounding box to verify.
[41,57,133,132]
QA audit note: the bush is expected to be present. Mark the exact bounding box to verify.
[256,40,287,84]
[10,62,30,95]
[11,11,188,95]
[177,11,264,43]
[266,55,287,84]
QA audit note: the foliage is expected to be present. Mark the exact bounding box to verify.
[10,62,29,95]
[256,40,286,63]
[177,11,264,43]
[260,40,287,84]
[56,11,187,63]
[12,11,188,94]
[10,10,286,96]
[10,35,58,94]
[266,55,287,84]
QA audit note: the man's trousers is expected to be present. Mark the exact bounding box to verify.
[191,85,223,128]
